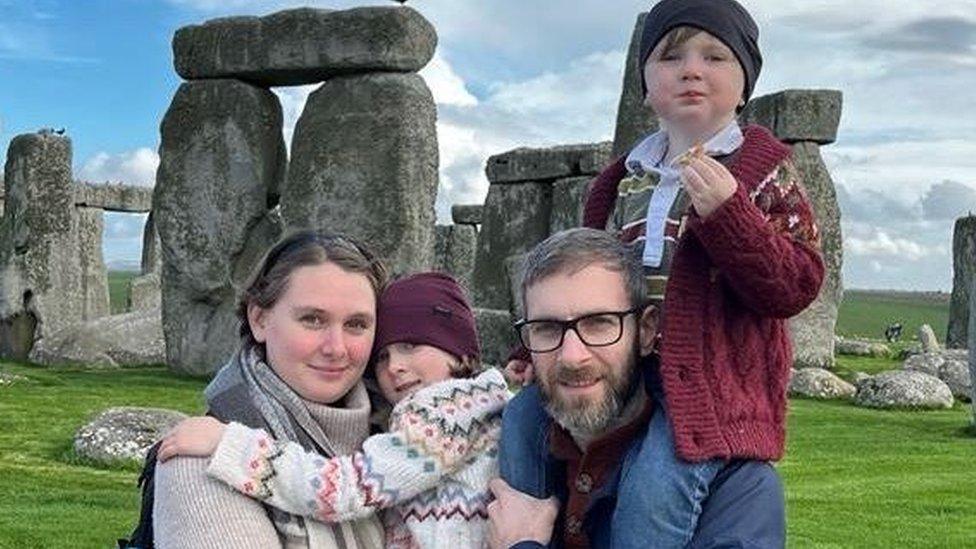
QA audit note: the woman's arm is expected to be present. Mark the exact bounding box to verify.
[153,456,282,549]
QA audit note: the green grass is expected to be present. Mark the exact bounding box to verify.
[1,357,973,547]
[837,290,950,343]
[107,271,139,314]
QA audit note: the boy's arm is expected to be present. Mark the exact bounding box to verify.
[690,157,825,318]
[207,375,506,523]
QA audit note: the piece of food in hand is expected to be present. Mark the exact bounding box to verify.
[674,142,705,167]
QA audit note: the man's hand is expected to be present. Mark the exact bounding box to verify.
[487,478,559,549]
[157,416,227,462]
[680,154,738,219]
[503,359,535,386]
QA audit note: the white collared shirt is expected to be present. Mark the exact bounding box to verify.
[625,121,744,267]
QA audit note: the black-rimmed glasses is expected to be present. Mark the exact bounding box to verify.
[514,308,641,353]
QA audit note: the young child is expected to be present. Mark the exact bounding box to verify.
[158,272,509,549]
[502,0,825,546]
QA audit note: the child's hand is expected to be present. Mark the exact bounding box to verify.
[503,359,534,386]
[157,416,227,462]
[680,155,738,219]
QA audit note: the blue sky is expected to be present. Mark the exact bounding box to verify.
[2,0,975,289]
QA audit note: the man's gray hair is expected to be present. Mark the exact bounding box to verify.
[519,228,646,317]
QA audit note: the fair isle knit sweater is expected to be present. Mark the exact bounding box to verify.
[206,369,510,549]
[583,124,825,462]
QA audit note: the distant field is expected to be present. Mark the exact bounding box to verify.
[836,289,950,343]
[107,271,138,314]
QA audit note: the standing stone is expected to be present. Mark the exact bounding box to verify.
[282,73,437,277]
[550,176,591,234]
[738,90,842,145]
[948,216,976,348]
[473,307,517,367]
[918,324,940,352]
[173,7,437,87]
[451,204,483,226]
[969,281,976,425]
[0,133,84,359]
[155,80,286,376]
[612,12,658,157]
[472,182,551,310]
[76,207,110,321]
[141,210,161,275]
[433,224,477,292]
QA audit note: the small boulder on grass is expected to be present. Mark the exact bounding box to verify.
[0,370,27,386]
[788,367,856,400]
[854,370,954,410]
[74,407,187,464]
[903,351,971,402]
[917,324,940,352]
[834,336,890,358]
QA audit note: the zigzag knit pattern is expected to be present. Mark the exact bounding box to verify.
[207,368,510,549]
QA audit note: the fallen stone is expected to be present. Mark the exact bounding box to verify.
[451,204,483,226]
[834,336,890,358]
[788,367,856,400]
[281,73,437,277]
[155,79,285,376]
[739,89,843,144]
[74,407,187,464]
[854,370,954,410]
[473,307,517,367]
[173,6,436,86]
[29,307,165,368]
[73,182,152,213]
[485,143,611,184]
[851,371,873,387]
[947,215,976,348]
[903,351,971,401]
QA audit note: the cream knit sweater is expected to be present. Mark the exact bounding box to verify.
[206,369,509,549]
[153,382,384,549]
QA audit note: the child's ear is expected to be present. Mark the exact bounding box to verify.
[638,305,658,357]
[247,303,269,343]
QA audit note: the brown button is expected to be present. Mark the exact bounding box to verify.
[575,472,593,494]
[566,515,583,535]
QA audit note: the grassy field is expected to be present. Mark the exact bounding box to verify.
[107,271,139,314]
[0,290,972,547]
[836,289,950,343]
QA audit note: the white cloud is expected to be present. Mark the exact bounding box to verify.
[845,229,946,261]
[78,148,159,187]
[420,52,478,107]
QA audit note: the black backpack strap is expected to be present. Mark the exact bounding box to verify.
[117,440,161,548]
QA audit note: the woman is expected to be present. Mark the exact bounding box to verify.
[153,231,389,549]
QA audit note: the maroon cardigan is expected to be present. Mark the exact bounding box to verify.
[583,125,825,461]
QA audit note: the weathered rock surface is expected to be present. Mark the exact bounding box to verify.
[474,308,517,367]
[854,370,954,410]
[74,407,187,463]
[0,133,84,359]
[739,90,843,144]
[472,182,551,309]
[550,176,592,234]
[788,367,856,399]
[173,7,437,86]
[903,351,971,401]
[947,215,976,348]
[141,210,161,275]
[918,324,940,352]
[155,79,285,376]
[128,272,162,312]
[835,336,890,358]
[611,12,658,157]
[451,204,483,226]
[969,285,976,423]
[29,308,165,368]
[76,207,110,321]
[788,141,843,369]
[434,224,477,292]
[281,73,437,277]
[73,182,152,213]
[485,143,611,184]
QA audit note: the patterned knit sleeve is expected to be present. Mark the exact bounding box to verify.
[691,156,825,318]
[205,372,508,524]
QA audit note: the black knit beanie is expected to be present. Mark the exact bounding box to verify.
[638,0,762,106]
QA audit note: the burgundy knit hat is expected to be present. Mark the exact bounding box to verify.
[372,272,480,363]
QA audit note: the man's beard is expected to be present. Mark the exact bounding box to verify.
[537,343,640,441]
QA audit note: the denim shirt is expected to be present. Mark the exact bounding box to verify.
[499,376,786,549]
